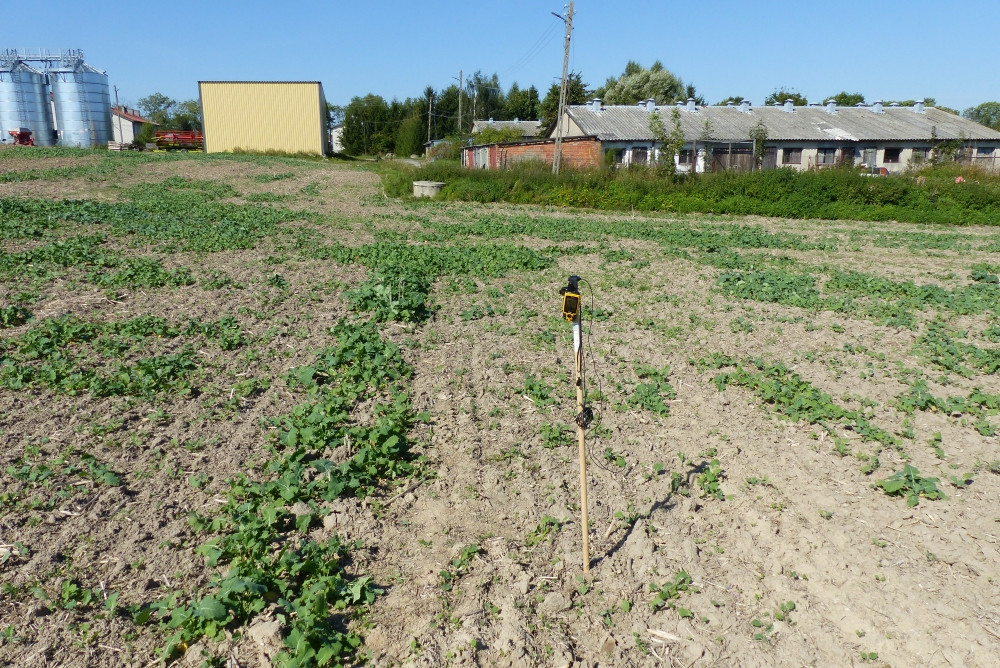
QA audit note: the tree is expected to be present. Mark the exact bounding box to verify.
[597,60,685,105]
[715,95,747,106]
[394,115,425,157]
[749,120,768,169]
[341,94,391,156]
[171,100,202,132]
[137,93,176,127]
[963,102,1000,130]
[327,104,345,129]
[764,88,808,106]
[466,71,505,124]
[826,91,865,106]
[505,83,540,120]
[684,84,706,106]
[649,107,685,175]
[539,72,590,125]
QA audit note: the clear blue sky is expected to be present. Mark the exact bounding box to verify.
[13,0,997,113]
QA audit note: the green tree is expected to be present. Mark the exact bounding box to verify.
[826,91,865,106]
[137,93,176,127]
[963,102,1000,129]
[505,83,540,120]
[171,100,202,131]
[394,115,426,157]
[715,95,747,106]
[341,94,391,156]
[597,60,685,105]
[764,88,808,106]
[649,107,685,175]
[539,72,590,125]
[749,120,768,169]
[433,84,464,138]
[465,71,505,124]
[327,104,345,129]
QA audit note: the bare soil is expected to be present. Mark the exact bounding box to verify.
[1,153,998,668]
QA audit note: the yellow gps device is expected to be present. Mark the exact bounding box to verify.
[562,292,581,321]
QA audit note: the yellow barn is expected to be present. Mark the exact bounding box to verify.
[198,81,329,156]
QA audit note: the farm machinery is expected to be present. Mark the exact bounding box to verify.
[6,128,34,145]
[154,130,204,151]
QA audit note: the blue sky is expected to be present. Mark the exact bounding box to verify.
[13,0,998,113]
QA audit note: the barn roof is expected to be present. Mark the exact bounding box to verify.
[111,106,155,124]
[563,103,1000,143]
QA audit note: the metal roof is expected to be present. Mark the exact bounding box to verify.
[111,106,154,124]
[472,119,543,136]
[563,104,1000,143]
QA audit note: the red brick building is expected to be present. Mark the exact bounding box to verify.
[462,136,601,170]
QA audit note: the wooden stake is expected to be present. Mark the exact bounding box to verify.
[574,309,590,573]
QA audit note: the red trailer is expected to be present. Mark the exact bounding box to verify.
[154,130,204,151]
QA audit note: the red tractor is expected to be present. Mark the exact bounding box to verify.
[7,128,34,146]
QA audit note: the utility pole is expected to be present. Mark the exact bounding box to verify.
[552,1,574,174]
[113,85,124,146]
[427,92,433,144]
[457,70,463,134]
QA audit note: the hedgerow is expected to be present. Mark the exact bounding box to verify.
[381,161,1000,225]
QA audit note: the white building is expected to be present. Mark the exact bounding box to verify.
[554,99,1000,173]
[110,106,154,144]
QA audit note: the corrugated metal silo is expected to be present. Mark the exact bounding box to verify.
[0,62,56,146]
[0,66,18,138]
[49,63,112,148]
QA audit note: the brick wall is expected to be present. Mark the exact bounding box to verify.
[464,137,603,170]
[501,137,602,169]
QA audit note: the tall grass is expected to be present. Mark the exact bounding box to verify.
[380,161,1000,225]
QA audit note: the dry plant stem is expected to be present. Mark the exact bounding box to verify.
[575,314,590,574]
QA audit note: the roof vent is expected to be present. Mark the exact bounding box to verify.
[488,117,494,124]
[687,97,696,112]
[783,99,794,112]
[872,101,883,113]
[591,98,603,112]
[855,102,867,108]
[726,101,735,107]
[676,100,684,108]
[888,103,899,108]
[513,117,519,122]
[913,99,925,114]
[825,100,837,114]
[646,98,656,112]
[739,99,751,114]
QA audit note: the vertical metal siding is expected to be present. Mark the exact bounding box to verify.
[199,82,326,155]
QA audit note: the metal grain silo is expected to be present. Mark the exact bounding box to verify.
[0,61,56,146]
[49,63,112,148]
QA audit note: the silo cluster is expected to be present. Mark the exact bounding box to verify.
[0,49,113,148]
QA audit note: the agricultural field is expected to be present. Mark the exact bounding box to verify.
[1,147,999,668]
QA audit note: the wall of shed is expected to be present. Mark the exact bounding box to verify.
[199,82,328,155]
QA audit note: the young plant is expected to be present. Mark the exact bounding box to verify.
[877,464,946,506]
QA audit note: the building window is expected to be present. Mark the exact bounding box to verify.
[631,147,647,165]
[977,146,995,156]
[883,148,901,163]
[911,147,930,162]
[678,149,692,164]
[817,148,837,165]
[782,148,802,164]
[604,148,625,165]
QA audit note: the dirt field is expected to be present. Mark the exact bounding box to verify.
[1,150,999,667]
